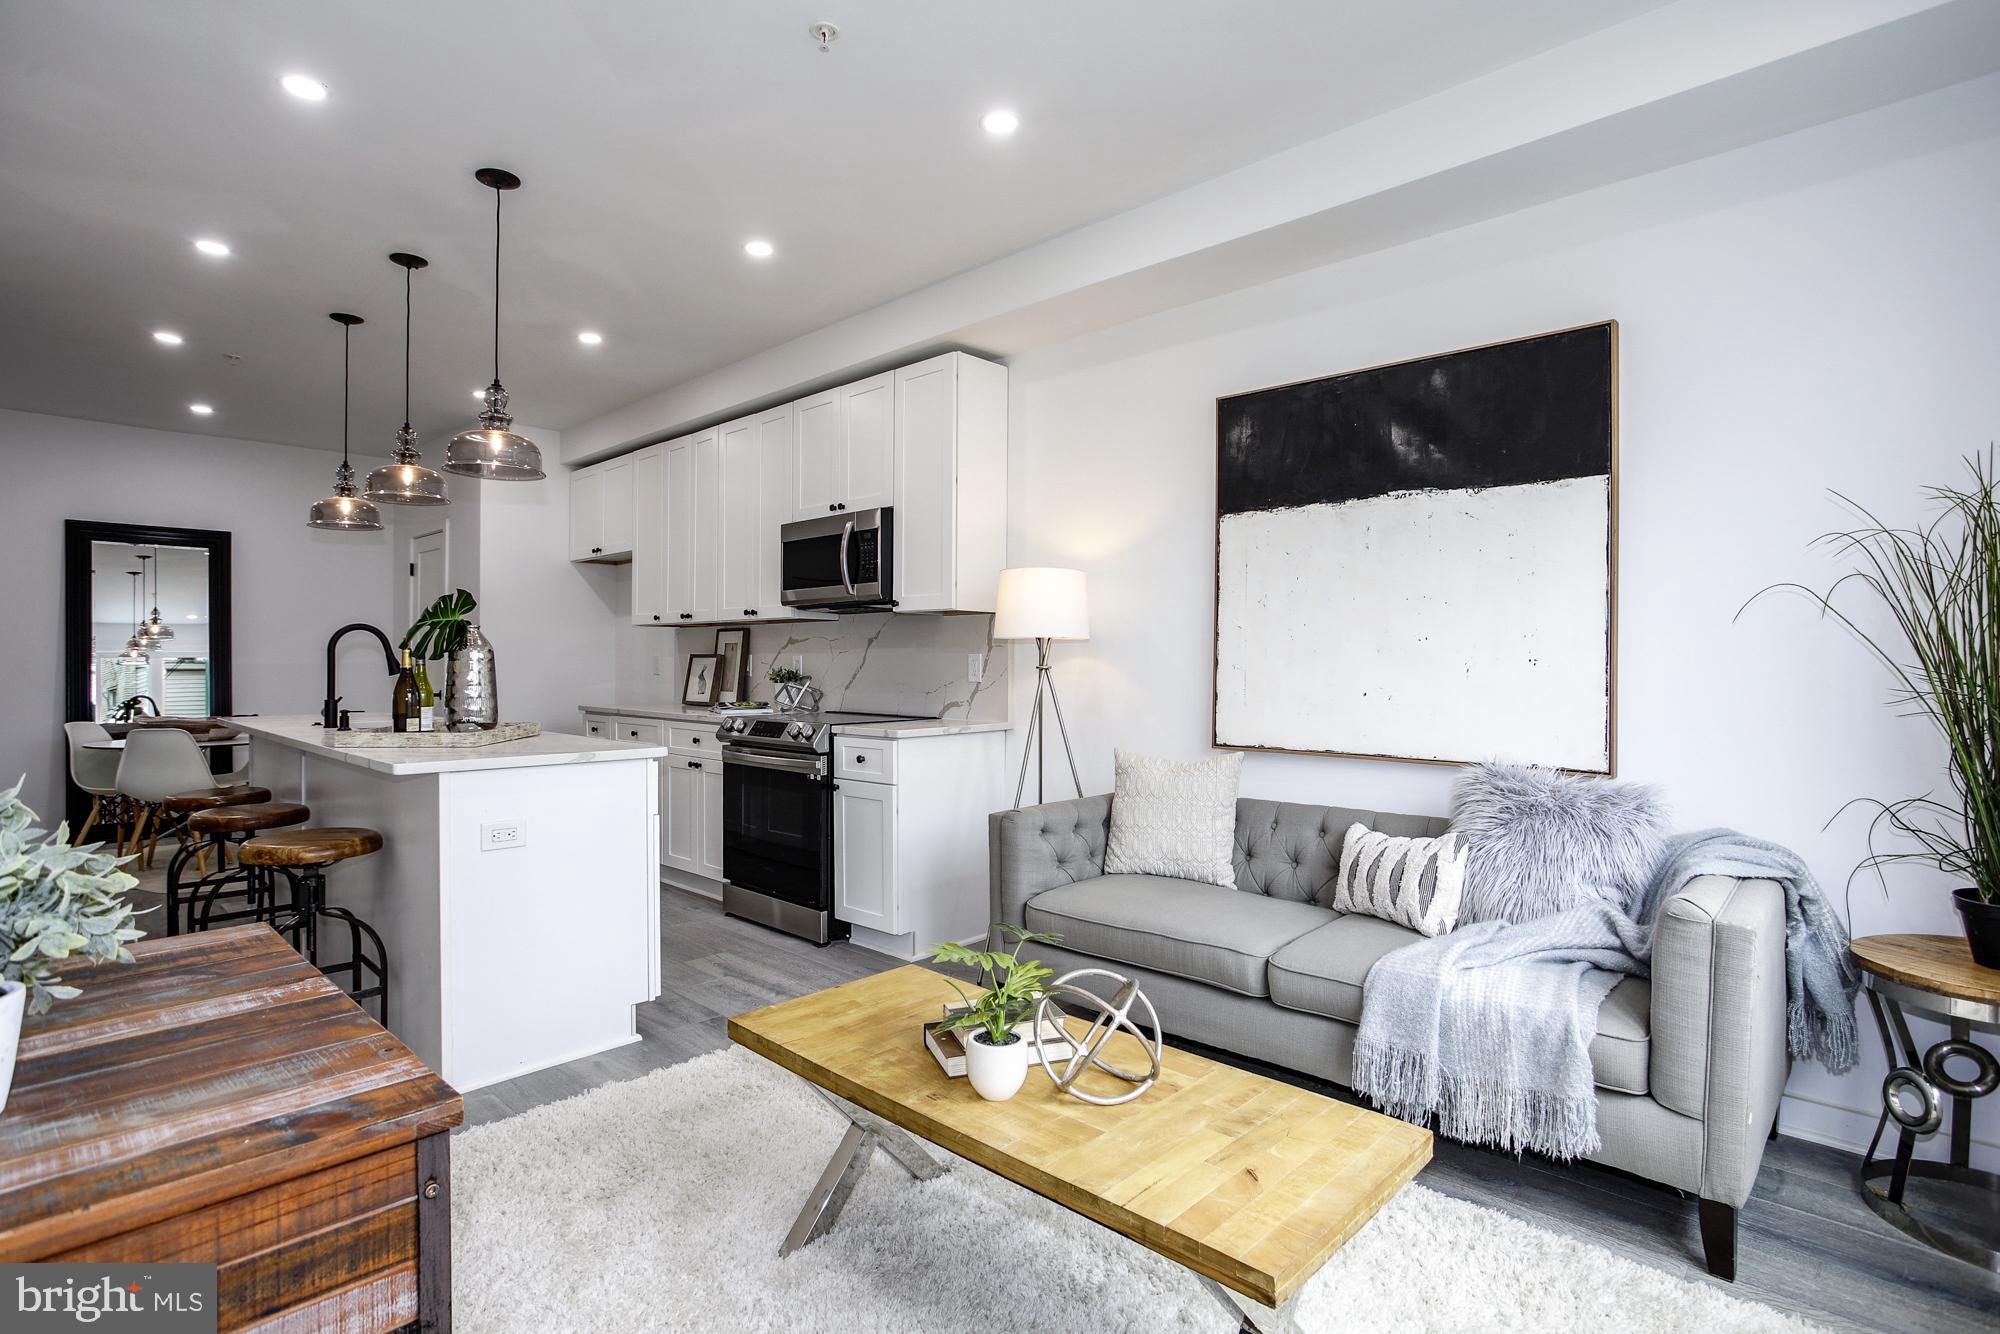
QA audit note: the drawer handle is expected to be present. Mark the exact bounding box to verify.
[652,614,660,621]
[854,754,866,764]
[691,737,701,744]
[628,730,640,738]
[687,760,702,770]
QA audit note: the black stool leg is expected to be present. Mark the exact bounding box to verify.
[319,904,391,1027]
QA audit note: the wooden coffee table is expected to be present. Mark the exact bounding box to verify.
[729,966,1432,1332]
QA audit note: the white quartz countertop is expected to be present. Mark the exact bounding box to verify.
[226,715,671,776]
[577,704,1010,740]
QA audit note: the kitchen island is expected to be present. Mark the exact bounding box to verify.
[227,715,667,1092]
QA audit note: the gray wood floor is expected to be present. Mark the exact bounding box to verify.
[133,856,1994,1333]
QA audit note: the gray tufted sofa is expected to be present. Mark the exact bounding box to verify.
[990,794,1790,1280]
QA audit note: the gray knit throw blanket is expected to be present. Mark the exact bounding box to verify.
[1352,828,1861,1161]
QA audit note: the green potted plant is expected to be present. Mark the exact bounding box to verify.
[402,589,481,729]
[929,925,1061,1101]
[0,778,145,1110]
[1773,455,2000,966]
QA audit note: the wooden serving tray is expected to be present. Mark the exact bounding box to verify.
[327,721,542,748]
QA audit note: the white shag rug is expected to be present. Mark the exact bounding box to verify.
[452,1046,1819,1333]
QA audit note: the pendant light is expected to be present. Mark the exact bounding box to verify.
[138,545,175,641]
[118,571,150,665]
[365,253,450,504]
[308,313,386,530]
[445,167,544,480]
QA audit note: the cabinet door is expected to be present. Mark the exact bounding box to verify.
[752,402,793,618]
[690,427,722,622]
[568,464,605,561]
[663,439,695,623]
[598,455,635,558]
[792,389,840,518]
[662,757,702,876]
[893,356,955,611]
[839,372,895,512]
[834,779,896,932]
[630,446,666,625]
[699,763,726,882]
[716,415,759,619]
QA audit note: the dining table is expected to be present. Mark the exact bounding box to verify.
[84,736,249,749]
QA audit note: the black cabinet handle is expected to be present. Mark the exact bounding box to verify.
[744,608,757,617]
[854,754,866,764]
[652,614,661,621]
[828,504,837,512]
[687,760,702,770]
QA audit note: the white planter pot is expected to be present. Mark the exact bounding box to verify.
[0,980,25,1115]
[964,1029,1030,1102]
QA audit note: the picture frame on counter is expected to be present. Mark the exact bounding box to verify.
[713,627,749,704]
[682,654,722,708]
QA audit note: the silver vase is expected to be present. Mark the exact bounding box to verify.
[446,624,498,731]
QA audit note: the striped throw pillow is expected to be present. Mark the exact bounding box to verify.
[1332,824,1471,937]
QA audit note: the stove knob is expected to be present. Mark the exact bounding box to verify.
[789,721,812,740]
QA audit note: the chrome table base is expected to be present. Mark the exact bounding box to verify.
[1858,976,2000,1271]
[1198,1277,1301,1333]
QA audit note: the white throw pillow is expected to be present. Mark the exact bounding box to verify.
[1102,749,1242,889]
[1332,823,1471,938]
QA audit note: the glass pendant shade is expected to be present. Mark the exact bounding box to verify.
[446,383,544,479]
[118,638,150,666]
[137,546,175,639]
[364,427,450,504]
[309,458,386,530]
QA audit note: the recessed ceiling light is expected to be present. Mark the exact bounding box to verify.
[280,73,328,102]
[577,330,603,346]
[743,239,775,259]
[152,330,184,346]
[193,238,231,257]
[188,403,214,416]
[981,109,1020,137]
[185,613,199,620]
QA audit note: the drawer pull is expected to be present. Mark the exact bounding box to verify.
[423,1177,441,1200]
[687,760,702,770]
[854,755,866,764]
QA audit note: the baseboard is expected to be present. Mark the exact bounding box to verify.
[1778,1090,1999,1167]
[661,869,722,901]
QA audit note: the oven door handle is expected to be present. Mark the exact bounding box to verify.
[838,518,856,597]
[721,746,829,778]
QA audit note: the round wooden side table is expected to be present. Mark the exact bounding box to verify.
[1850,934,2000,1270]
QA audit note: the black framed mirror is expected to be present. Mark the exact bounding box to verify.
[62,520,233,827]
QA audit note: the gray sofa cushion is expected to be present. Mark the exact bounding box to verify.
[1267,916,1653,1094]
[1232,799,1452,903]
[1023,875,1335,997]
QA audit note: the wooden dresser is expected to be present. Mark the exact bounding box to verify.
[0,925,462,1331]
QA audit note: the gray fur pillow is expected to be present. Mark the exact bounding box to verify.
[1450,762,1666,923]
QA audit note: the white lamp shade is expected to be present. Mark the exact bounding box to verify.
[993,567,1089,641]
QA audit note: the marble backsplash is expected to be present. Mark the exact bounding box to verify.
[613,613,1009,722]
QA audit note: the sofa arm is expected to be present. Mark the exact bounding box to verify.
[988,795,1113,938]
[1650,874,1791,1207]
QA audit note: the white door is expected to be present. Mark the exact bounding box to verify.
[569,464,605,560]
[834,779,896,932]
[690,427,722,622]
[792,389,840,518]
[753,402,794,618]
[631,446,666,626]
[839,372,895,512]
[598,455,635,558]
[663,756,702,875]
[893,356,954,612]
[409,528,447,622]
[698,762,726,882]
[664,438,694,623]
[716,415,758,619]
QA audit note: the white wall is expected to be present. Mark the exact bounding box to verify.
[0,409,400,818]
[1005,81,2000,1162]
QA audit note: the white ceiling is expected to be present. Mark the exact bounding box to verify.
[0,0,1665,454]
[90,542,210,627]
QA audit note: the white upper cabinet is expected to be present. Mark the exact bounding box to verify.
[717,415,759,617]
[689,427,721,623]
[629,445,666,626]
[569,454,635,562]
[893,352,1009,613]
[751,402,798,619]
[663,435,695,624]
[838,372,895,512]
[792,390,839,518]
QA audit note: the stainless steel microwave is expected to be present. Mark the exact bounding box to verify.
[779,507,894,611]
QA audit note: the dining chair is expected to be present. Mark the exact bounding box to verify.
[115,729,221,869]
[64,721,120,845]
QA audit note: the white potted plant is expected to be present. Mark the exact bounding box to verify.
[0,777,145,1111]
[929,925,1061,1102]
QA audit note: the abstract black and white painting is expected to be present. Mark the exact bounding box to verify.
[1214,322,1616,772]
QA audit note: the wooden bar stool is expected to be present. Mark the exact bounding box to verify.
[170,800,308,937]
[238,828,389,1025]
[162,785,272,877]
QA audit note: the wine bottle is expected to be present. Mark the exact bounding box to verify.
[392,650,420,734]
[414,661,436,733]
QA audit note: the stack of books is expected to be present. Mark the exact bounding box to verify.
[924,1003,1077,1077]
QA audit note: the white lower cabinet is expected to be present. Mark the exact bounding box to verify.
[699,763,726,882]
[662,756,703,878]
[831,729,1007,959]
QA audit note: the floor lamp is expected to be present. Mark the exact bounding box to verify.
[994,567,1089,808]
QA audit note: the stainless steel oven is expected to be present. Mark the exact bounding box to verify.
[720,744,842,946]
[779,507,893,611]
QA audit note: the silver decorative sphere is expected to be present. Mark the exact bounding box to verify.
[1031,969,1164,1105]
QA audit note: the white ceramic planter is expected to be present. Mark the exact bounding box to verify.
[0,980,25,1115]
[964,1028,1030,1102]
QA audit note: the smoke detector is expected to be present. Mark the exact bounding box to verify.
[809,22,839,53]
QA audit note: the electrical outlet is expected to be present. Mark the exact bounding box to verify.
[652,654,663,677]
[967,652,984,683]
[791,654,804,673]
[480,820,525,851]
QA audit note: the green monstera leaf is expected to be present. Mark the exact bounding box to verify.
[402,588,477,663]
